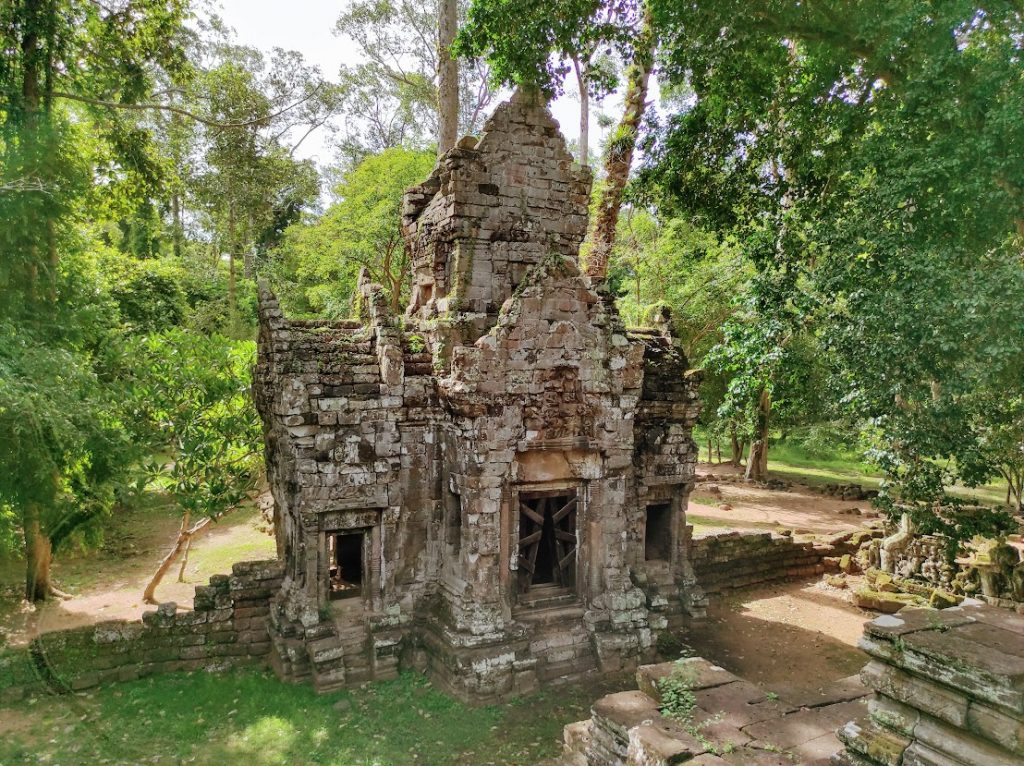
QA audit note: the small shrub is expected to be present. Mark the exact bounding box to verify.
[407,334,426,353]
[655,630,682,658]
[657,661,697,723]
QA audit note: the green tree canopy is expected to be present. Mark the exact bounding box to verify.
[271,147,436,317]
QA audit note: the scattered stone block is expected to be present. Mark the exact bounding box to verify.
[853,589,925,613]
[827,574,850,589]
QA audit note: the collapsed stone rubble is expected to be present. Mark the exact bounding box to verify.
[561,658,869,766]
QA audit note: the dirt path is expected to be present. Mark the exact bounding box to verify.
[686,578,872,704]
[682,465,876,703]
[689,462,876,538]
[0,499,275,645]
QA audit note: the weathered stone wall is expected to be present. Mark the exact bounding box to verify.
[0,559,282,703]
[835,602,1024,766]
[403,88,592,343]
[689,531,828,596]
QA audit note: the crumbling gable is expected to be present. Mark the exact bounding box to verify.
[403,89,593,358]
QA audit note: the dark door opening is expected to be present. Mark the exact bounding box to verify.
[517,490,577,593]
[645,503,673,561]
[328,531,365,599]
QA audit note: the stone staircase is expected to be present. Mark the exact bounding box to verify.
[308,618,373,694]
[515,588,599,684]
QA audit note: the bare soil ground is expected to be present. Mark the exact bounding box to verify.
[689,462,877,537]
[686,578,872,703]
[684,463,876,703]
[0,497,276,645]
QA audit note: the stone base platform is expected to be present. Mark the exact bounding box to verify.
[560,658,869,765]
[835,601,1024,766]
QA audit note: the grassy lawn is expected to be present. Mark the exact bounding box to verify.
[700,440,1010,507]
[686,513,782,535]
[0,668,616,766]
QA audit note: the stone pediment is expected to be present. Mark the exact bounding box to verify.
[441,254,645,403]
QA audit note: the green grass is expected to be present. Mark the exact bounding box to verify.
[766,442,878,482]
[0,668,615,766]
[182,510,277,579]
[700,439,1009,507]
[686,514,781,534]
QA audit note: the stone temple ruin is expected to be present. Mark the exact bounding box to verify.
[253,90,703,701]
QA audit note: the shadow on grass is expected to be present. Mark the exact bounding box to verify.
[0,668,627,766]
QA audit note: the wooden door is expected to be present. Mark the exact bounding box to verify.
[516,491,577,593]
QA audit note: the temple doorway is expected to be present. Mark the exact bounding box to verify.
[327,530,365,600]
[645,503,673,561]
[517,489,578,594]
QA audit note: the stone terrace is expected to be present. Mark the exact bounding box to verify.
[836,602,1024,766]
[561,657,869,765]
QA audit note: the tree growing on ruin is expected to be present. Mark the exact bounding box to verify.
[457,0,647,271]
[334,0,495,161]
[438,0,460,154]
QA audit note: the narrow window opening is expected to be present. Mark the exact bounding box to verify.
[645,503,673,561]
[327,531,365,599]
[446,485,462,555]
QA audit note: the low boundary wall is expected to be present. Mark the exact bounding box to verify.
[0,559,282,703]
[690,531,828,596]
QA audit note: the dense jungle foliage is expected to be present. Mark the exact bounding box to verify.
[1,0,1022,602]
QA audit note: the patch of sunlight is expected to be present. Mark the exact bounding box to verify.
[225,716,297,765]
[767,462,880,486]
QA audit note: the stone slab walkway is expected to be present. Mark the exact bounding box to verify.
[561,657,870,765]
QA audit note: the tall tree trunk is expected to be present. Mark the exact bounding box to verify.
[730,426,742,467]
[573,57,589,166]
[227,202,237,315]
[171,193,183,258]
[18,4,60,603]
[19,0,43,298]
[1006,468,1024,515]
[745,388,771,482]
[437,0,459,156]
[24,510,52,602]
[584,3,654,281]
[243,211,255,279]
